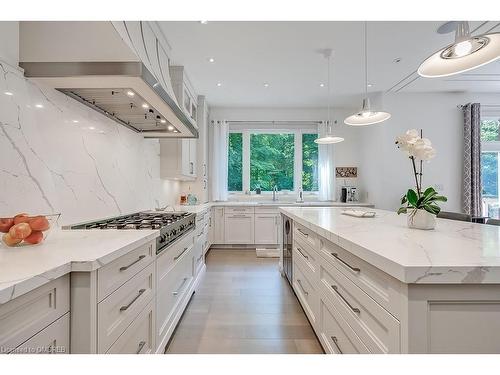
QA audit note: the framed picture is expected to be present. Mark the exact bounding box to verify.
[336,167,358,178]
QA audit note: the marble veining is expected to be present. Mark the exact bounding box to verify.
[279,207,500,284]
[0,59,180,226]
[0,228,159,304]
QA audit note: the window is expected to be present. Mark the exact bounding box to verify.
[302,134,319,191]
[228,133,243,191]
[250,133,294,191]
[227,129,319,193]
[480,118,500,219]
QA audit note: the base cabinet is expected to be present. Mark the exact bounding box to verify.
[254,213,279,245]
[224,214,255,244]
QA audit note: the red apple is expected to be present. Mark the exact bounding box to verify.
[24,230,44,245]
[29,216,50,231]
[9,222,32,240]
[0,218,14,233]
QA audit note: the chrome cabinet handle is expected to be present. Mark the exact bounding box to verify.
[197,253,203,262]
[228,215,249,218]
[330,253,360,272]
[119,255,146,271]
[297,228,309,237]
[197,232,204,238]
[297,279,309,296]
[331,285,360,313]
[120,289,146,311]
[297,247,309,260]
[173,277,188,296]
[174,247,188,260]
[190,162,194,174]
[331,336,343,354]
[136,341,146,354]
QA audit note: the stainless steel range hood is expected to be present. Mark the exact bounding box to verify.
[20,61,198,138]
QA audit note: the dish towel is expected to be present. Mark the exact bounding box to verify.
[341,209,376,218]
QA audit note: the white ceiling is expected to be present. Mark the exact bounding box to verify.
[157,21,500,108]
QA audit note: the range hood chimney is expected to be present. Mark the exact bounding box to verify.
[19,21,198,138]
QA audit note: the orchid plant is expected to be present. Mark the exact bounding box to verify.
[395,129,447,216]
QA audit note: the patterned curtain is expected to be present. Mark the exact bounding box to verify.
[462,103,482,216]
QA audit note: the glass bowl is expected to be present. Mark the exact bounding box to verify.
[0,213,61,247]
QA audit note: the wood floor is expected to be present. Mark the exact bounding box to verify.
[165,249,323,354]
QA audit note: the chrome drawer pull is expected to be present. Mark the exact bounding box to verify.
[297,228,309,237]
[197,232,204,238]
[297,247,309,260]
[136,341,146,354]
[173,277,189,296]
[331,285,360,314]
[330,253,360,272]
[174,247,189,260]
[297,279,309,296]
[120,289,146,311]
[331,336,343,354]
[197,254,203,262]
[119,255,146,271]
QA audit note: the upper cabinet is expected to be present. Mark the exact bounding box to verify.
[160,138,197,181]
[169,66,198,129]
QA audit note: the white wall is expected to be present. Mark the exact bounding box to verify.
[358,92,500,212]
[0,22,180,225]
[210,107,364,200]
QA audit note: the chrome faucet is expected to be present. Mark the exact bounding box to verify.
[272,185,278,201]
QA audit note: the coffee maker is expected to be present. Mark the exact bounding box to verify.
[340,186,358,203]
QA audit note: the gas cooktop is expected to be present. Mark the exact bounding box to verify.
[69,211,196,254]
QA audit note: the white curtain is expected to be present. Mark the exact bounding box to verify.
[318,121,336,201]
[211,120,229,201]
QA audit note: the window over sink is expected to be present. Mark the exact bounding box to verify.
[227,128,319,193]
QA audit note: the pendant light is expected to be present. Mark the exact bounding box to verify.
[315,49,344,145]
[344,22,391,126]
[418,21,500,78]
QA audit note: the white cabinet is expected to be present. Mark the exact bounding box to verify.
[224,213,255,244]
[160,138,197,181]
[213,207,225,244]
[169,66,197,127]
[254,213,279,245]
[190,95,209,203]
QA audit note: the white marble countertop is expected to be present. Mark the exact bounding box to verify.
[279,207,500,284]
[0,229,158,304]
[163,201,373,214]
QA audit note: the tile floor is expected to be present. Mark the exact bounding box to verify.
[165,249,323,354]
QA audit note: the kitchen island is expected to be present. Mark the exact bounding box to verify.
[279,207,500,354]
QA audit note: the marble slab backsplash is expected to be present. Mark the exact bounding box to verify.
[0,60,180,226]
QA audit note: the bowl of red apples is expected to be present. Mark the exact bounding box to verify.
[0,213,60,247]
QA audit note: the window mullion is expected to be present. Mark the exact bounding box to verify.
[295,130,302,192]
[242,130,250,192]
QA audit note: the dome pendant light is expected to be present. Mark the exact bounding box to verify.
[315,49,344,145]
[344,22,391,126]
[418,21,500,78]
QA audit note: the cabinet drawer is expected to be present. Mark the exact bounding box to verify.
[156,250,193,346]
[98,241,154,302]
[294,222,319,251]
[319,299,369,354]
[254,206,279,214]
[156,231,194,283]
[319,262,400,353]
[0,275,69,351]
[98,262,155,353]
[225,206,255,214]
[293,237,318,277]
[106,301,154,354]
[293,259,319,326]
[10,313,70,354]
[319,238,402,318]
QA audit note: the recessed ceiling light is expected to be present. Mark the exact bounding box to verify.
[208,58,215,63]
[167,125,174,131]
[35,104,44,108]
[160,119,166,124]
[367,83,373,87]
[142,103,149,109]
[126,90,135,97]
[216,82,222,87]
[200,21,208,24]
[89,126,96,130]
[263,83,269,88]
[173,130,179,133]
[4,91,13,96]
[72,120,79,123]
[319,83,325,87]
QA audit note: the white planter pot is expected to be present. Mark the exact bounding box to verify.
[407,209,436,230]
